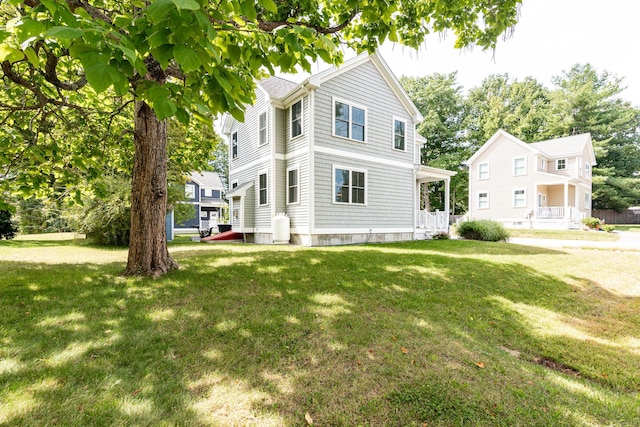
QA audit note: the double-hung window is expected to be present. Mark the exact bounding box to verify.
[334,100,365,142]
[287,167,299,204]
[185,184,195,199]
[259,112,267,145]
[259,173,268,206]
[393,119,406,151]
[478,162,489,180]
[334,167,366,204]
[556,159,566,170]
[514,189,526,207]
[231,131,238,159]
[478,192,489,209]
[514,157,526,176]
[291,100,302,138]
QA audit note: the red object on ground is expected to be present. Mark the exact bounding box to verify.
[201,230,244,242]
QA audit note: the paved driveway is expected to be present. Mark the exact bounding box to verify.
[509,231,640,250]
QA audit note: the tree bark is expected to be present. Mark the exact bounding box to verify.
[124,101,179,277]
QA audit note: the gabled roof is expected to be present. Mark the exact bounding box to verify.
[466,129,596,166]
[188,171,225,189]
[257,76,298,99]
[226,180,254,197]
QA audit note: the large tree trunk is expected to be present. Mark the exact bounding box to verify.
[125,101,179,277]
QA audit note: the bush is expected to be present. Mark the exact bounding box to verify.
[602,224,616,233]
[457,220,510,242]
[431,232,450,240]
[0,209,19,240]
[581,217,602,229]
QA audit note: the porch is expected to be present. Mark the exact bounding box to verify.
[415,165,457,237]
[535,182,588,225]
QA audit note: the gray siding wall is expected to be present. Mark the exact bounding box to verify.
[229,90,271,172]
[285,95,310,153]
[285,155,309,231]
[311,60,416,230]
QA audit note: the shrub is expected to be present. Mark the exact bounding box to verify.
[0,209,19,240]
[431,232,450,240]
[457,220,510,242]
[581,217,602,229]
[602,224,616,233]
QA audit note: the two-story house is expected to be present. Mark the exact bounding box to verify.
[222,52,456,246]
[172,171,227,234]
[465,130,596,229]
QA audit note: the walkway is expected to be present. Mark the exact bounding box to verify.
[508,231,640,251]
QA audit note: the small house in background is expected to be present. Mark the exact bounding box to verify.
[465,129,596,229]
[172,171,228,234]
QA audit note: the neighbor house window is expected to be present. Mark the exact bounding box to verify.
[585,193,591,209]
[478,192,489,209]
[231,131,238,159]
[514,189,526,207]
[556,159,566,170]
[540,158,546,171]
[514,157,526,176]
[259,112,267,145]
[478,162,489,180]
[334,167,366,204]
[259,173,268,206]
[185,184,195,199]
[211,190,221,198]
[232,181,238,189]
[291,100,302,138]
[585,163,591,177]
[578,158,583,176]
[287,167,299,204]
[393,119,406,151]
[334,99,366,142]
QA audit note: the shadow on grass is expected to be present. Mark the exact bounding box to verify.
[1,240,638,426]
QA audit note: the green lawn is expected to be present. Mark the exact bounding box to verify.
[615,224,640,232]
[507,228,620,241]
[1,237,639,426]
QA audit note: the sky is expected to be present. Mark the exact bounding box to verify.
[291,0,640,106]
[377,0,640,105]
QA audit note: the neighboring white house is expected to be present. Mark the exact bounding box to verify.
[221,52,456,246]
[172,171,228,234]
[465,129,596,229]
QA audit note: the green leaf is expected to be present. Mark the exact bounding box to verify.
[174,44,201,73]
[23,46,39,66]
[257,0,278,13]
[85,63,121,93]
[175,108,190,125]
[148,86,177,120]
[152,44,175,69]
[16,18,44,43]
[240,0,257,21]
[0,44,24,62]
[171,0,200,10]
[147,0,174,23]
[44,26,83,40]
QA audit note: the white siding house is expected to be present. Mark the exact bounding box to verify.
[465,130,596,229]
[223,52,456,245]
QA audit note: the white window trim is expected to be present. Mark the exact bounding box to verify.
[578,157,583,177]
[231,180,238,189]
[478,162,489,180]
[290,98,304,140]
[332,96,368,143]
[513,156,527,176]
[513,188,527,208]
[556,158,567,170]
[539,157,546,171]
[392,117,407,152]
[477,192,489,209]
[585,192,591,209]
[286,165,301,205]
[258,110,268,146]
[231,130,238,160]
[185,184,196,199]
[258,171,269,206]
[332,164,368,206]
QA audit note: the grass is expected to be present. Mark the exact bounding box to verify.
[615,225,640,232]
[507,228,620,241]
[1,236,639,426]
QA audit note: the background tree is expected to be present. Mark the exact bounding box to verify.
[2,0,522,276]
[0,209,19,239]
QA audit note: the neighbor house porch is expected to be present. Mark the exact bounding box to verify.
[533,182,588,228]
[415,166,457,237]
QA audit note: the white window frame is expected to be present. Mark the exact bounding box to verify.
[556,158,567,170]
[258,172,268,206]
[332,97,367,143]
[231,180,238,189]
[578,158,583,176]
[513,188,526,208]
[392,117,406,151]
[286,165,300,205]
[585,193,591,209]
[477,192,489,209]
[332,165,367,205]
[231,131,238,159]
[478,162,489,180]
[185,184,196,199]
[290,99,303,139]
[258,111,267,146]
[585,163,591,177]
[514,156,527,176]
[540,157,546,171]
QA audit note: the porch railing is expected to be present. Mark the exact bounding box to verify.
[537,207,585,222]
[417,210,449,233]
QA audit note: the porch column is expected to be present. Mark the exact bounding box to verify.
[563,182,569,219]
[444,177,451,231]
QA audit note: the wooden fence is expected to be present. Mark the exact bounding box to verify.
[592,209,640,224]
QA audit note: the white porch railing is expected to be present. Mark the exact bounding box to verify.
[537,207,585,222]
[417,210,449,233]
